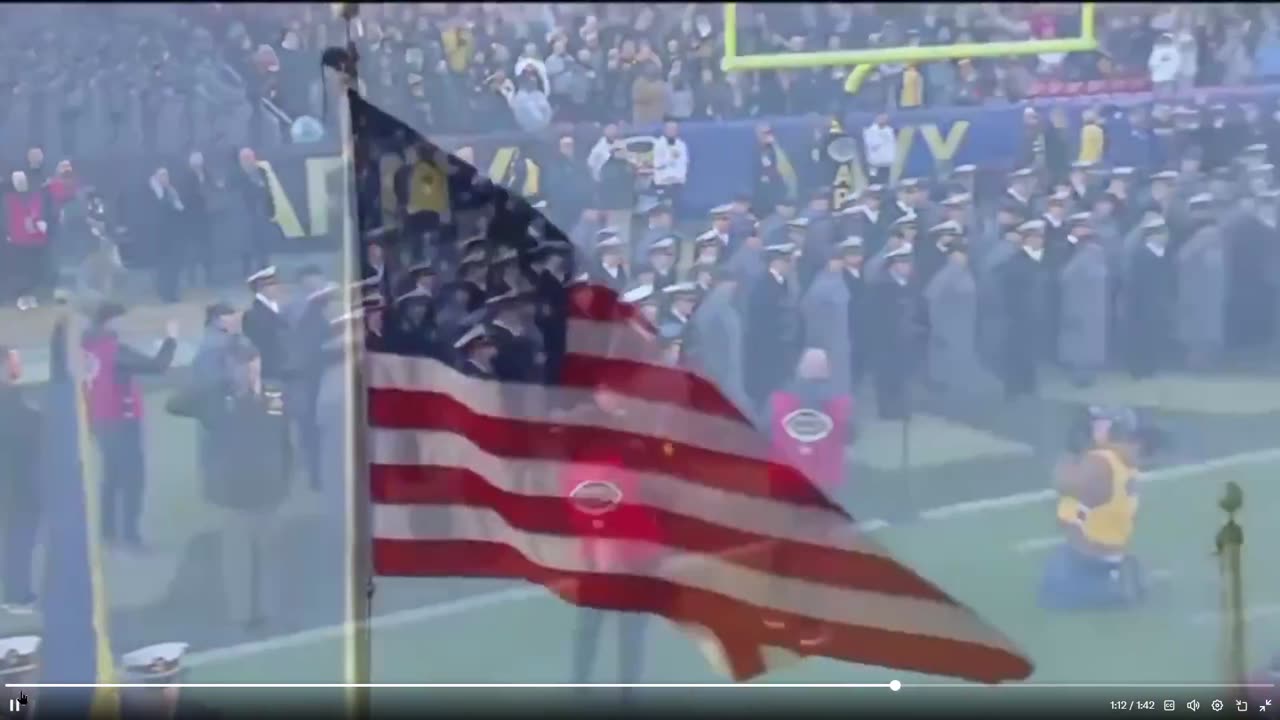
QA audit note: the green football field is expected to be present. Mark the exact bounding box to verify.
[184,453,1280,692]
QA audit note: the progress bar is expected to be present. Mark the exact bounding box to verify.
[6,682,902,690]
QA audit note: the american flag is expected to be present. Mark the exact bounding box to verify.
[349,90,1033,683]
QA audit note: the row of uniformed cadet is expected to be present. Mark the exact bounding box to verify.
[0,636,215,718]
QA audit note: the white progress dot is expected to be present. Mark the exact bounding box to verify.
[889,680,902,692]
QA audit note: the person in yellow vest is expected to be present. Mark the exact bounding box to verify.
[899,64,924,109]
[1077,108,1106,166]
[1039,405,1166,610]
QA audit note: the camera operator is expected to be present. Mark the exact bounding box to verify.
[1038,405,1166,611]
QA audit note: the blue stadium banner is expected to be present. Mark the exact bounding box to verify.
[253,86,1280,239]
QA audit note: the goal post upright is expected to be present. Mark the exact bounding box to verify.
[721,2,1098,73]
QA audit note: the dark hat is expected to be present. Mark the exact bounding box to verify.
[94,301,127,325]
[204,302,236,325]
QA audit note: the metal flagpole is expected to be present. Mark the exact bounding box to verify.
[1214,481,1247,692]
[332,3,373,717]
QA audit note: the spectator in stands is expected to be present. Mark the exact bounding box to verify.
[652,120,690,209]
[508,66,552,133]
[863,113,895,187]
[631,60,668,126]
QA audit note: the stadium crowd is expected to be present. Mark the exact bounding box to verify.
[3,3,1280,163]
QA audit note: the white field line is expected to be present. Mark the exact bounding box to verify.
[1013,536,1063,554]
[188,446,1280,669]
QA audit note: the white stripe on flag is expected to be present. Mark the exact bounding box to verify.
[368,353,775,463]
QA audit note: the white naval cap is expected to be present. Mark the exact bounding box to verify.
[836,236,865,252]
[120,642,188,681]
[1244,143,1269,155]
[245,265,279,286]
[596,235,626,251]
[0,636,40,676]
[1149,170,1179,182]
[1111,166,1136,177]
[1017,219,1047,234]
[891,212,918,227]
[763,242,798,257]
[662,281,700,296]
[929,220,962,236]
[1140,215,1168,232]
[885,243,914,261]
[695,229,722,244]
[648,236,677,253]
[453,324,492,350]
[1008,167,1034,179]
[1187,192,1214,207]
[952,164,976,175]
[621,284,656,304]
[1068,211,1092,225]
[709,203,734,216]
[941,193,971,207]
[785,216,811,229]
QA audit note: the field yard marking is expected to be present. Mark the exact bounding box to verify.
[187,446,1280,670]
[921,447,1280,521]
[1013,536,1063,554]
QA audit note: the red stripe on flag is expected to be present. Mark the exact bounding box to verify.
[372,539,1034,683]
[367,387,841,513]
[369,464,952,602]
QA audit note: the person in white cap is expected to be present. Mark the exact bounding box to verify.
[687,266,750,415]
[801,243,853,396]
[744,243,803,410]
[453,324,498,379]
[923,234,995,396]
[118,642,191,717]
[1175,193,1226,370]
[588,231,629,293]
[1224,189,1279,352]
[866,242,921,420]
[242,265,290,383]
[999,219,1054,399]
[1123,216,1176,379]
[1057,212,1109,388]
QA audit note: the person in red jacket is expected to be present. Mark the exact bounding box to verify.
[559,383,664,696]
[768,348,854,495]
[82,302,179,551]
[3,171,51,310]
